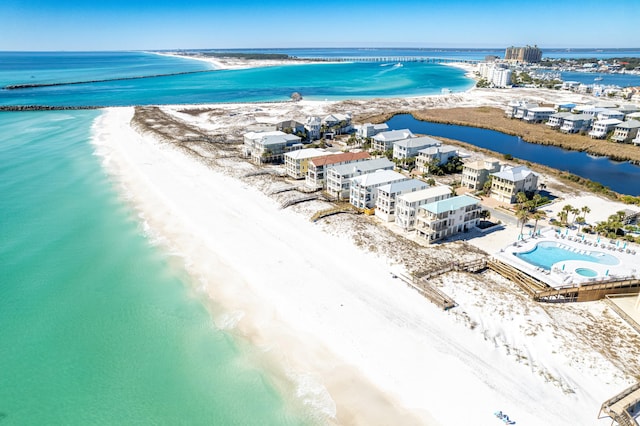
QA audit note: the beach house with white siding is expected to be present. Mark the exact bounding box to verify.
[349,170,408,209]
[375,179,429,222]
[522,107,555,123]
[505,101,538,119]
[392,136,441,160]
[560,114,593,134]
[356,123,389,139]
[305,116,322,141]
[597,110,625,122]
[546,112,574,129]
[326,158,394,200]
[305,151,370,189]
[372,129,414,152]
[415,195,483,244]
[395,185,452,230]
[589,118,623,139]
[284,148,329,179]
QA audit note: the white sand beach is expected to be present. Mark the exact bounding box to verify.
[91,103,640,425]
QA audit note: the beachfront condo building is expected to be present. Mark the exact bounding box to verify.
[243,131,302,164]
[415,195,483,244]
[460,158,501,190]
[546,112,574,129]
[415,145,458,174]
[395,185,452,230]
[305,151,370,189]
[477,63,512,88]
[375,179,429,222]
[356,123,389,139]
[371,129,414,152]
[392,136,441,160]
[326,158,394,200]
[284,148,329,179]
[560,114,593,134]
[490,165,539,204]
[589,118,623,139]
[504,45,542,63]
[349,170,408,210]
[611,120,640,144]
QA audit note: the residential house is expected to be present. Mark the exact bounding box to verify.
[395,185,452,231]
[611,120,640,144]
[461,158,501,190]
[326,158,394,200]
[560,114,593,134]
[505,101,538,119]
[284,148,328,179]
[305,116,322,141]
[349,170,408,209]
[322,113,352,136]
[596,110,625,122]
[305,151,370,189]
[356,123,389,139]
[589,118,623,139]
[576,106,608,118]
[617,104,640,117]
[490,165,539,204]
[634,131,640,146]
[522,107,555,123]
[626,112,640,121]
[392,136,441,161]
[243,131,302,164]
[371,129,414,152]
[276,120,306,137]
[414,195,483,244]
[546,112,574,129]
[415,145,458,174]
[375,179,429,222]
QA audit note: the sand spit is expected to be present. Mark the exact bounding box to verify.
[91,98,640,426]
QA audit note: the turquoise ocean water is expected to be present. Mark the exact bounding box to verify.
[1,49,639,424]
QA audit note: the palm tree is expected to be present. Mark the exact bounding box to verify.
[561,204,574,226]
[516,205,531,237]
[532,210,546,235]
[581,205,591,226]
[516,191,528,209]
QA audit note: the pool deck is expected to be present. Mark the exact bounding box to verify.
[496,228,640,290]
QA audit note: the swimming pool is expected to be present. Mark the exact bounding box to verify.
[514,241,620,270]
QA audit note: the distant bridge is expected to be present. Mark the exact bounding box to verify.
[302,56,480,64]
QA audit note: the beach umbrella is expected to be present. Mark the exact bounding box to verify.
[605,269,609,276]
[623,242,627,249]
[562,264,565,271]
[565,228,569,235]
[582,234,585,241]
[616,240,619,247]
[597,236,600,243]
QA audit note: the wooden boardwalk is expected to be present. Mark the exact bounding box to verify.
[599,382,640,426]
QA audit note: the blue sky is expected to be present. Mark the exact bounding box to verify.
[2,0,639,50]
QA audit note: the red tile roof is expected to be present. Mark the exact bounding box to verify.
[309,151,370,167]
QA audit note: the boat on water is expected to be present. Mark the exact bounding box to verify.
[594,76,603,81]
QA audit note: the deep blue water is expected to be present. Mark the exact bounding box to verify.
[559,71,640,87]
[387,114,640,196]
